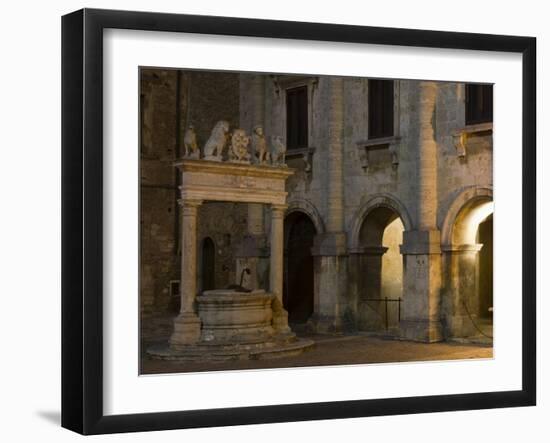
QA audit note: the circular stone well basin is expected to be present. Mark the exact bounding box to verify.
[197,289,275,343]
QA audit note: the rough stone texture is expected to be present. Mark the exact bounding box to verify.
[197,202,248,291]
[140,69,243,328]
[140,69,182,318]
[141,69,493,345]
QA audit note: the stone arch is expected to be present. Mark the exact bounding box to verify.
[439,186,494,339]
[349,194,413,250]
[350,194,410,333]
[286,199,325,237]
[440,186,493,247]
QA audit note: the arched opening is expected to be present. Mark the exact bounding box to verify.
[357,206,405,332]
[201,237,216,292]
[381,217,405,301]
[447,197,494,338]
[283,211,316,324]
[477,214,493,320]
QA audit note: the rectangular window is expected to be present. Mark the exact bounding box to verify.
[368,79,394,139]
[465,83,493,125]
[286,86,308,149]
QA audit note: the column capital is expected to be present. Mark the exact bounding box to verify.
[441,243,483,254]
[348,246,389,256]
[400,230,441,255]
[178,199,202,216]
[177,198,203,208]
[270,204,288,216]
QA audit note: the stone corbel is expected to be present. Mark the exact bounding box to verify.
[285,147,315,176]
[389,144,399,168]
[452,131,467,158]
[358,146,370,172]
[270,75,281,98]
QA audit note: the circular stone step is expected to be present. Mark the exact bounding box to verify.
[147,337,314,362]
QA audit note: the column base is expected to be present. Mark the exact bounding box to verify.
[400,319,443,343]
[271,299,292,335]
[169,312,202,349]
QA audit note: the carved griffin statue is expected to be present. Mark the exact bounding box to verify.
[203,120,229,161]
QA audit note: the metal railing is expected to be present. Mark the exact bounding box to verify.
[363,297,402,330]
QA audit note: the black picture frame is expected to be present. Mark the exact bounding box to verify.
[61,8,536,435]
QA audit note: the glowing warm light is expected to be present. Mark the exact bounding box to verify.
[457,201,494,245]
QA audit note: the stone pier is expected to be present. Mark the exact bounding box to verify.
[400,81,443,342]
[310,77,350,332]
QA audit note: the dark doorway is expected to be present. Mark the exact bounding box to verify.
[477,214,493,319]
[283,212,316,324]
[201,237,216,291]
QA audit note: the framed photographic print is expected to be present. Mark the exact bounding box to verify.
[61,8,536,435]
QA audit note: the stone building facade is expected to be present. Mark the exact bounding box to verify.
[140,68,493,343]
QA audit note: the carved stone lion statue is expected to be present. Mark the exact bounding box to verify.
[251,125,269,164]
[270,135,287,167]
[183,124,199,158]
[229,129,251,163]
[203,120,229,161]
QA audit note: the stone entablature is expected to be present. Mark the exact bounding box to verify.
[175,159,294,206]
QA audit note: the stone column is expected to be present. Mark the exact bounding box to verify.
[310,77,350,332]
[270,203,291,335]
[400,81,443,342]
[170,199,202,349]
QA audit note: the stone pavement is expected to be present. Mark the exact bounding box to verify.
[141,331,492,375]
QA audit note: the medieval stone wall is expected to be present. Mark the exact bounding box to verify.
[141,69,493,341]
[140,69,245,319]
